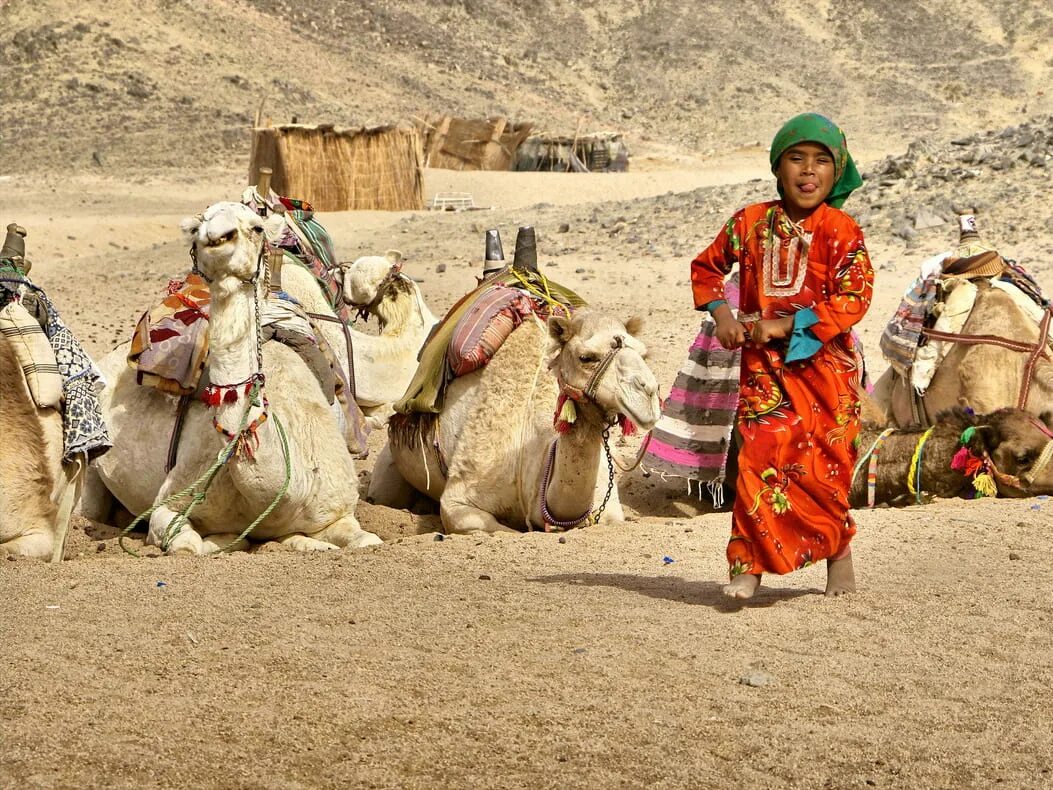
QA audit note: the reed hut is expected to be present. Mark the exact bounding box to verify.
[418,116,533,171]
[514,131,629,173]
[248,123,424,211]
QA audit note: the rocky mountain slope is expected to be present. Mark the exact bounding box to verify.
[2,0,1052,173]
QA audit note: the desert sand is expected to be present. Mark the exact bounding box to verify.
[3,2,1053,788]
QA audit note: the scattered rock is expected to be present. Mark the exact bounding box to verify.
[739,671,775,688]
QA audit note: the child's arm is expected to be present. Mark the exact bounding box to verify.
[692,212,748,349]
[785,219,874,362]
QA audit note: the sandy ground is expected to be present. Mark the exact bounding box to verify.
[2,157,1053,789]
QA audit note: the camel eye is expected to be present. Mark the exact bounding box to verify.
[578,353,599,364]
[251,224,264,234]
[1016,451,1033,465]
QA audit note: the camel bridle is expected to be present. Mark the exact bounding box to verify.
[922,304,1053,410]
[540,334,628,531]
[346,261,405,317]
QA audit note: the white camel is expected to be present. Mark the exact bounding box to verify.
[368,309,661,533]
[87,202,380,554]
[330,252,437,424]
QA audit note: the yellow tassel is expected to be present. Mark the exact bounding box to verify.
[559,398,577,425]
[973,473,997,498]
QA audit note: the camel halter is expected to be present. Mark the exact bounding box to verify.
[921,304,1053,410]
[541,334,628,530]
[348,261,405,319]
[1020,418,1053,488]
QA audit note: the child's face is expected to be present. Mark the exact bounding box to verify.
[775,142,835,220]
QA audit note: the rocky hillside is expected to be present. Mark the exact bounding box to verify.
[2,0,1052,173]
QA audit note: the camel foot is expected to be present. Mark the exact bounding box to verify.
[0,533,53,561]
[314,516,383,548]
[200,533,250,554]
[826,551,856,597]
[166,529,205,556]
[440,500,517,534]
[723,573,761,600]
[276,534,340,552]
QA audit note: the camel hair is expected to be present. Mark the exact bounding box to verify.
[84,202,380,554]
[873,279,1053,428]
[368,308,662,534]
[0,332,64,559]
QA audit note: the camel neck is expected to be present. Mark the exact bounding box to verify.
[207,276,266,429]
[542,410,606,526]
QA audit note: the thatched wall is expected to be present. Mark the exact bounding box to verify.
[248,124,424,211]
[419,116,533,171]
[514,132,630,173]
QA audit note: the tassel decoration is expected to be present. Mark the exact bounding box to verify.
[973,473,998,498]
[950,446,971,471]
[553,393,577,434]
[960,426,976,445]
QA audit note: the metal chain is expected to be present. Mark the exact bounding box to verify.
[591,425,617,524]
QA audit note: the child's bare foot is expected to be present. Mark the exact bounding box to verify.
[825,550,856,597]
[723,573,761,599]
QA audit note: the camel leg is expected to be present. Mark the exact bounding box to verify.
[440,497,517,534]
[312,514,383,548]
[0,531,54,560]
[50,458,85,562]
[366,443,419,509]
[363,403,395,431]
[149,506,205,555]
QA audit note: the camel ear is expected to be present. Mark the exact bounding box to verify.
[262,213,288,244]
[180,214,203,240]
[385,249,403,265]
[548,314,572,344]
[624,316,644,337]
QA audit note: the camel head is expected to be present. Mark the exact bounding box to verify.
[548,309,660,432]
[341,250,410,313]
[180,202,286,290]
[969,408,1053,497]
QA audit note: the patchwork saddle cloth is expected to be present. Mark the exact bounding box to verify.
[0,263,111,461]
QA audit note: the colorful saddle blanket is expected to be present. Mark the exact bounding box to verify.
[395,268,587,416]
[128,279,368,455]
[641,274,741,506]
[242,187,350,322]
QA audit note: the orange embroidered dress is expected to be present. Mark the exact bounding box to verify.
[691,201,874,576]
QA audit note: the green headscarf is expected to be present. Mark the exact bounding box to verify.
[769,113,863,209]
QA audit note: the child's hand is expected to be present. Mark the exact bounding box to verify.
[750,316,794,344]
[714,316,748,350]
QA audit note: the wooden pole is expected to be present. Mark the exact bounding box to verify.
[256,166,273,199]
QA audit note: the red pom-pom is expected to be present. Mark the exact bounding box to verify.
[223,388,239,404]
[619,416,637,437]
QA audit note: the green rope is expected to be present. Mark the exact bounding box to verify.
[219,413,291,553]
[118,380,291,557]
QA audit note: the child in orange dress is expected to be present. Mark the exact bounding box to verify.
[690,113,874,599]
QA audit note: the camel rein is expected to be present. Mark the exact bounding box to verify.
[123,240,292,556]
[921,304,1053,409]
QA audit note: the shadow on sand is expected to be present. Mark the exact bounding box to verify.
[528,571,817,613]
